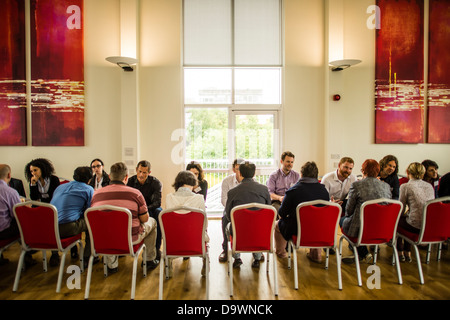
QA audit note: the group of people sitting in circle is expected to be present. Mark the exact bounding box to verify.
[0,153,449,278]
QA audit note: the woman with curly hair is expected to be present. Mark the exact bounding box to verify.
[24,158,60,203]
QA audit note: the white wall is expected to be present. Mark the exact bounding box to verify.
[1,0,448,203]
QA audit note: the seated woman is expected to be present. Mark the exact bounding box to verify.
[186,161,208,201]
[165,170,209,276]
[24,158,60,203]
[397,162,435,262]
[88,158,110,190]
[340,159,392,264]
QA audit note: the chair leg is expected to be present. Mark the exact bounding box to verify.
[336,250,342,290]
[353,246,362,287]
[293,247,298,290]
[206,251,210,300]
[392,246,403,285]
[325,248,329,270]
[228,246,233,297]
[56,251,68,293]
[266,252,269,274]
[42,250,47,272]
[437,243,442,261]
[13,250,26,292]
[412,244,425,284]
[84,255,94,299]
[79,241,85,273]
[142,245,147,278]
[131,255,139,300]
[273,252,278,296]
[287,240,292,269]
[373,245,378,264]
[159,253,164,300]
[426,244,431,264]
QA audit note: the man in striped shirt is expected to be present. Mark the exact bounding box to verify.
[90,162,159,273]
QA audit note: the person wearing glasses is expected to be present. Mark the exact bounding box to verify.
[88,158,110,190]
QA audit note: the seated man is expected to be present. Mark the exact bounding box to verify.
[267,151,300,212]
[127,160,163,259]
[218,158,244,263]
[0,164,33,265]
[320,156,356,212]
[91,162,159,272]
[49,166,94,267]
[274,162,329,261]
[225,161,271,269]
[378,155,400,200]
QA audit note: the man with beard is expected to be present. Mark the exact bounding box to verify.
[321,157,357,212]
[267,151,300,212]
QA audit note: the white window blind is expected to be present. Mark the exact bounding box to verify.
[183,0,282,66]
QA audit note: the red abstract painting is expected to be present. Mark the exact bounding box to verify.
[0,0,27,146]
[428,0,450,143]
[31,0,84,146]
[375,0,424,144]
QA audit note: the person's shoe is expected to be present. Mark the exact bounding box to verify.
[324,248,335,255]
[259,254,265,262]
[364,253,373,264]
[342,256,355,264]
[406,256,412,263]
[146,259,160,270]
[218,251,228,263]
[24,253,37,268]
[251,259,260,268]
[399,254,406,262]
[107,266,118,274]
[233,258,243,269]
[49,253,60,267]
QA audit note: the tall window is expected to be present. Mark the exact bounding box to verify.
[183,0,283,214]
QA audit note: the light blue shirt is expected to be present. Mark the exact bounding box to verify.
[51,181,94,224]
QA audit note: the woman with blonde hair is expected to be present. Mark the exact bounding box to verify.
[396,162,435,262]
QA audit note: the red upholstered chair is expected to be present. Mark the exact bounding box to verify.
[398,176,409,186]
[397,196,450,284]
[12,201,84,293]
[228,203,278,297]
[287,200,342,290]
[339,198,403,288]
[158,206,209,300]
[84,205,147,300]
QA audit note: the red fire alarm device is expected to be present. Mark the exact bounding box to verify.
[333,94,341,101]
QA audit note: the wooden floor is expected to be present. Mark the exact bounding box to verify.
[1,218,449,301]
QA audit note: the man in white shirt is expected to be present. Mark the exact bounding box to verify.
[321,156,356,210]
[218,159,244,262]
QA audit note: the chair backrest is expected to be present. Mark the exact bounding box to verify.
[419,196,450,244]
[230,203,276,253]
[159,206,207,257]
[358,198,403,246]
[295,200,341,248]
[84,205,134,256]
[13,201,62,251]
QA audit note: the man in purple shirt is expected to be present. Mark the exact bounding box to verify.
[0,164,34,266]
[267,151,300,212]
